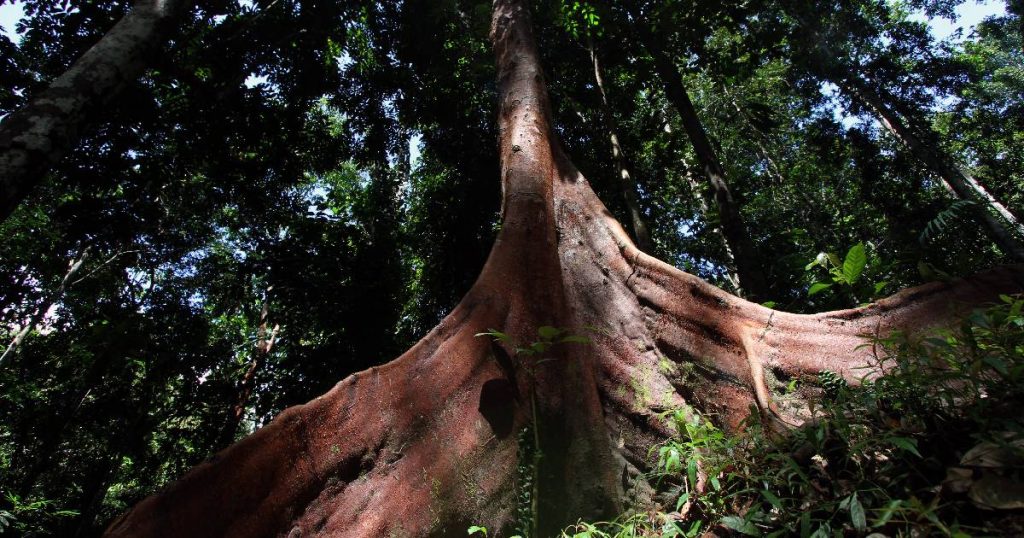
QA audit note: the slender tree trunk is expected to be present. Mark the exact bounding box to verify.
[587,35,653,253]
[640,36,770,301]
[104,2,1024,537]
[1,247,90,365]
[682,162,743,291]
[215,295,279,449]
[0,0,186,222]
[837,77,1024,261]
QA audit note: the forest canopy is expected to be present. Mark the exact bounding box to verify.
[0,0,1023,536]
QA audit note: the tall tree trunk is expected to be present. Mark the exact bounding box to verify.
[587,36,653,253]
[104,2,1024,537]
[682,162,743,291]
[0,0,186,222]
[836,77,1024,261]
[640,36,770,301]
[215,294,279,450]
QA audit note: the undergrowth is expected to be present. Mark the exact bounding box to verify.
[560,294,1024,537]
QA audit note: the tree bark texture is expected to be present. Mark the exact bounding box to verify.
[0,0,185,223]
[640,37,771,302]
[104,2,1024,536]
[837,77,1024,262]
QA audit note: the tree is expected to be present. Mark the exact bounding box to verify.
[0,0,187,222]
[97,1,1024,536]
[778,0,1024,261]
[630,3,771,301]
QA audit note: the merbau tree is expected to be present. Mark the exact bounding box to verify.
[80,1,1024,536]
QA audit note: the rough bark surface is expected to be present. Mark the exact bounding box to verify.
[105,2,1024,537]
[0,0,185,222]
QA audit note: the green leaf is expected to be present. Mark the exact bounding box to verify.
[1010,298,1023,319]
[983,355,1009,375]
[687,457,698,488]
[849,493,867,532]
[675,492,690,511]
[889,436,922,458]
[559,335,592,345]
[467,525,487,536]
[666,447,681,472]
[474,330,509,342]
[808,282,833,296]
[537,326,562,341]
[761,489,783,509]
[842,243,867,284]
[721,515,760,536]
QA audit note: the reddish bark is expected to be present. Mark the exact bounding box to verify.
[104,1,1024,536]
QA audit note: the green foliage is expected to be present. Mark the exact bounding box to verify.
[558,0,602,40]
[0,492,78,536]
[1,0,1022,535]
[805,242,888,303]
[919,200,979,246]
[475,326,592,357]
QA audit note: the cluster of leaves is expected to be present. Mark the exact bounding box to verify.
[803,242,892,306]
[563,294,1024,537]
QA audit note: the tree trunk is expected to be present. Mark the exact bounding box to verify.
[682,162,743,291]
[0,0,186,223]
[587,36,653,253]
[640,36,771,302]
[104,2,1024,536]
[781,2,1024,262]
[837,77,1024,262]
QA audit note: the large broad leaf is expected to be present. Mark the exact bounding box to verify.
[537,326,562,341]
[841,243,867,285]
[808,282,833,296]
[969,472,1024,510]
[721,516,760,536]
[848,493,867,532]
